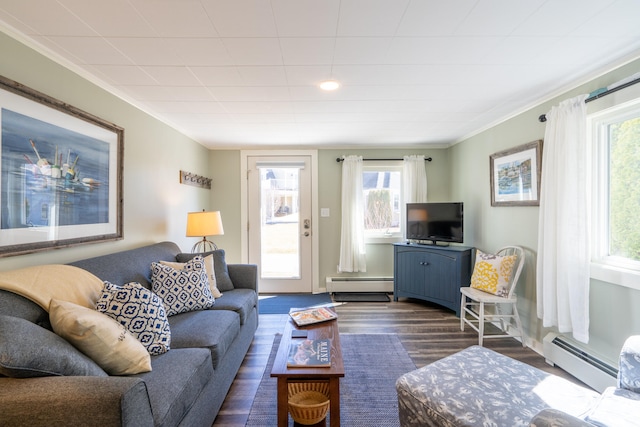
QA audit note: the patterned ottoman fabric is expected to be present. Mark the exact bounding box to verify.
[396,346,599,427]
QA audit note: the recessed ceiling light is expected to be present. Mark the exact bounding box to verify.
[319,80,340,91]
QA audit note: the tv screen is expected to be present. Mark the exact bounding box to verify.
[406,202,463,244]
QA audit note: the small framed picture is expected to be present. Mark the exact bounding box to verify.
[490,140,543,207]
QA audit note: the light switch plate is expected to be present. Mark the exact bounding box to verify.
[320,208,330,217]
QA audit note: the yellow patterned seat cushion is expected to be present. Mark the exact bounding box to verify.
[470,250,517,297]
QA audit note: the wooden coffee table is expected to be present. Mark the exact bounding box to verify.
[271,312,344,427]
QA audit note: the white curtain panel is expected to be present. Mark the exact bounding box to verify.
[536,94,590,343]
[338,155,366,273]
[403,155,428,203]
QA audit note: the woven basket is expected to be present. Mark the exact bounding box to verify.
[288,382,330,397]
[288,391,330,425]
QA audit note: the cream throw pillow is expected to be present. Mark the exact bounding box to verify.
[49,299,152,375]
[160,254,222,298]
[470,250,517,297]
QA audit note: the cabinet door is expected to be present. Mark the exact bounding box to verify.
[395,249,428,295]
[421,251,458,304]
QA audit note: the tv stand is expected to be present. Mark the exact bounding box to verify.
[393,243,473,316]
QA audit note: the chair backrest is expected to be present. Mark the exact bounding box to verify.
[495,246,525,299]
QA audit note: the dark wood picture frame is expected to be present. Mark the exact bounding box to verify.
[490,140,542,207]
[0,76,123,257]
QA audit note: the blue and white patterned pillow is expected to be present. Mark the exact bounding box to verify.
[151,255,214,317]
[96,281,171,355]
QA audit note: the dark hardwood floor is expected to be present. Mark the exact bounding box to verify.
[212,298,585,426]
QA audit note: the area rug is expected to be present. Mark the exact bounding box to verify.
[333,292,390,302]
[258,293,333,314]
[245,333,415,426]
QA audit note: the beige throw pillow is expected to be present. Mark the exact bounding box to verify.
[49,299,152,375]
[160,254,222,298]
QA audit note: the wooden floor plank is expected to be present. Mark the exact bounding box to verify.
[212,298,584,426]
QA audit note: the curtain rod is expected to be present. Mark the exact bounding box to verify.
[336,157,432,163]
[538,76,640,122]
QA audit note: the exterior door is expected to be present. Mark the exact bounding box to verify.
[247,155,313,293]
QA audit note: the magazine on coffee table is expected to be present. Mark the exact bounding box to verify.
[287,338,332,367]
[289,306,337,326]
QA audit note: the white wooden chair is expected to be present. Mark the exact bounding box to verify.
[460,246,526,346]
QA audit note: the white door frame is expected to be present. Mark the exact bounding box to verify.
[240,150,320,293]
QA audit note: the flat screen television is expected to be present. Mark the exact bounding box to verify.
[406,202,463,244]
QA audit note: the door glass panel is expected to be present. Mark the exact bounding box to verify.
[260,167,300,278]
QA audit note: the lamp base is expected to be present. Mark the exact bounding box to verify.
[191,238,218,253]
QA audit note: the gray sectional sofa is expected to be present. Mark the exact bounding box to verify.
[0,241,258,427]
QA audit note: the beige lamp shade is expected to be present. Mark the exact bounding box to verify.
[186,211,224,252]
[186,211,224,237]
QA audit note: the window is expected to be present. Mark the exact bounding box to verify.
[362,162,403,242]
[590,95,640,288]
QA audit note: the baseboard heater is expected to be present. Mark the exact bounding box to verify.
[542,332,618,393]
[325,277,393,293]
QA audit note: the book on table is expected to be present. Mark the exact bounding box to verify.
[289,306,337,326]
[287,338,332,368]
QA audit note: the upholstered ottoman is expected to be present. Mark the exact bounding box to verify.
[395,345,599,427]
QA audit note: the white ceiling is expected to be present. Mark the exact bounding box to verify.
[1,0,639,149]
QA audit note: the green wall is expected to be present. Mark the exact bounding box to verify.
[207,150,242,260]
[209,58,640,363]
[451,58,640,362]
[0,32,211,271]
[4,26,640,363]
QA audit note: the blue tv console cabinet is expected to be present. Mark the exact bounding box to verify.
[393,243,474,316]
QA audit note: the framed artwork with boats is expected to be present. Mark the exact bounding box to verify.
[490,140,542,207]
[0,75,123,257]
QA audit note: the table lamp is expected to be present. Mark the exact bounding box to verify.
[186,210,224,253]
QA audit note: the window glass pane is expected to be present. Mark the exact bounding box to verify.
[609,115,640,261]
[363,170,401,235]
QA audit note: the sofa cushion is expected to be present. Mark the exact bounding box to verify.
[168,309,241,369]
[160,254,223,298]
[470,249,517,296]
[96,281,171,355]
[176,250,234,291]
[0,314,107,378]
[585,386,640,427]
[69,241,182,290]
[49,300,151,375]
[135,348,213,427]
[212,288,257,325]
[0,289,51,329]
[151,256,215,316]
